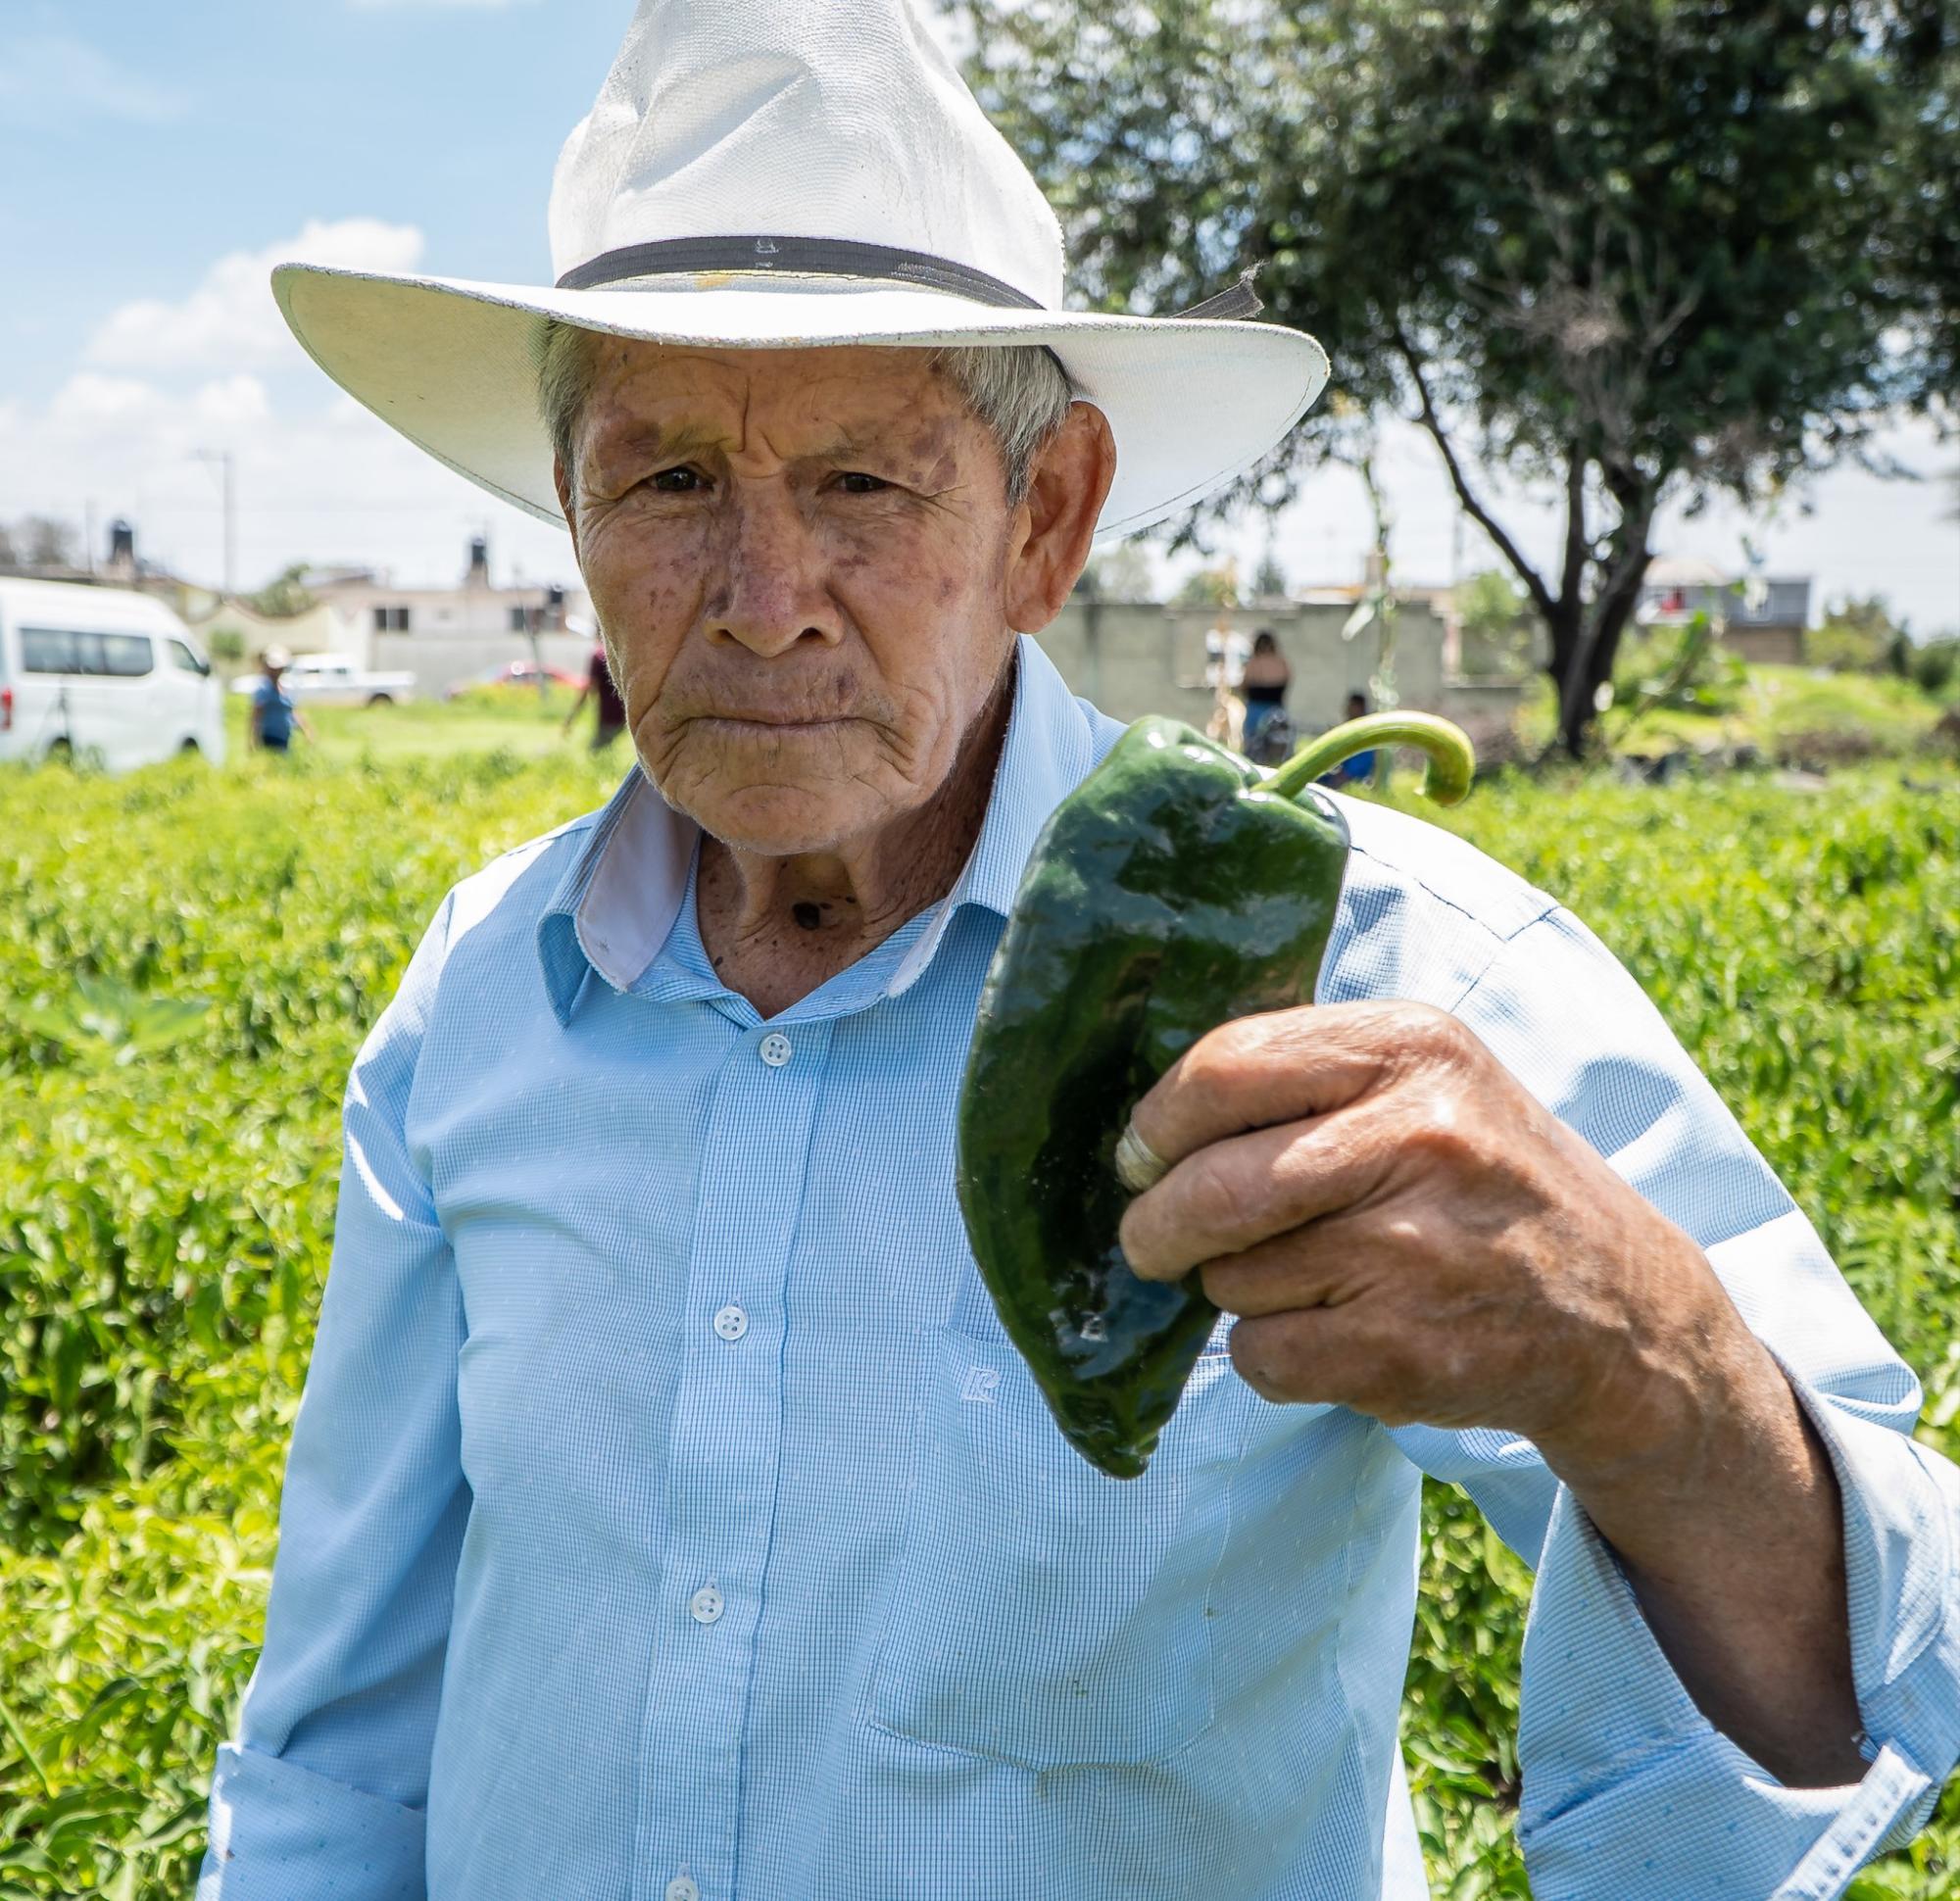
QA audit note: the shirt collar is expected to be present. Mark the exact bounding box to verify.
[534,633,1099,1025]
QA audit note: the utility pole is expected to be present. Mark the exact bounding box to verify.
[195,449,236,597]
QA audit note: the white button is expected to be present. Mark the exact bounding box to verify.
[665,1877,700,1901]
[758,1031,793,1067]
[712,1304,749,1341]
[689,1584,724,1625]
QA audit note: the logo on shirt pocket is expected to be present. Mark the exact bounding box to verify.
[864,1324,1246,1772]
[959,1365,1001,1403]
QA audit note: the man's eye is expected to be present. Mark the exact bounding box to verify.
[838,472,890,494]
[650,467,704,493]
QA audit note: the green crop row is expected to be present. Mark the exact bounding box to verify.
[1,748,1956,1897]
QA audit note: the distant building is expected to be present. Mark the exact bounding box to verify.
[1639,555,1811,665]
[304,536,592,660]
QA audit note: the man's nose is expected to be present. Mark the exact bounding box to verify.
[705,482,843,658]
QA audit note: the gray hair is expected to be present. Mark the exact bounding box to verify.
[535,320,1074,508]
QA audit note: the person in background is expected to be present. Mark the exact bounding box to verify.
[561,638,627,750]
[1240,628,1294,762]
[1320,688,1377,788]
[247,647,314,756]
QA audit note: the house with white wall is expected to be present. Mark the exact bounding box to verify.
[295,538,597,697]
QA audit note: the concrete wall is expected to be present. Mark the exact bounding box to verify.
[1037,598,1483,729]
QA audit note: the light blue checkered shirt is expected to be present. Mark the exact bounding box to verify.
[199,636,1959,1900]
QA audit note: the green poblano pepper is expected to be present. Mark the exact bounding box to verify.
[956,711,1477,1479]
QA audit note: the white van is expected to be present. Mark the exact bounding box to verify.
[0,577,225,772]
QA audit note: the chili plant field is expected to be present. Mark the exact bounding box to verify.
[2,747,1956,1897]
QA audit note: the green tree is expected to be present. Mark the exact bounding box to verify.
[1454,568,1536,679]
[967,0,1954,755]
[0,515,79,571]
[1911,637,1959,699]
[1891,22,1960,403]
[1079,541,1161,600]
[247,562,318,619]
[1171,560,1241,608]
[1809,595,1908,674]
[1250,549,1289,601]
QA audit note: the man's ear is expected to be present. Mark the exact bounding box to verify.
[1004,403,1117,634]
[553,454,580,558]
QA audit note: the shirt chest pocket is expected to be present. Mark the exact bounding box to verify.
[865,1321,1247,1772]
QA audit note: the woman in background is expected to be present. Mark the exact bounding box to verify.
[1241,628,1294,763]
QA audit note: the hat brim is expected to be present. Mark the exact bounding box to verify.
[272,263,1329,540]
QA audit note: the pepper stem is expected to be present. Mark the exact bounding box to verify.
[1261,711,1478,806]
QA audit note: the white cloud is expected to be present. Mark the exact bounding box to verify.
[193,375,274,430]
[84,219,427,372]
[0,34,189,128]
[1,361,575,595]
[48,373,172,431]
[39,371,272,464]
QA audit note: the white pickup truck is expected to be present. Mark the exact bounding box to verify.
[230,653,417,707]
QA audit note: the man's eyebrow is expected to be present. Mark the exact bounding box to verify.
[588,420,723,463]
[814,424,891,456]
[808,421,936,465]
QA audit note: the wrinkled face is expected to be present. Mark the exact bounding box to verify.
[558,340,1027,856]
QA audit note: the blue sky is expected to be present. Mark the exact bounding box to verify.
[1,0,630,593]
[4,0,1955,636]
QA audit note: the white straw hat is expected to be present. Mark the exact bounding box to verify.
[271,0,1329,539]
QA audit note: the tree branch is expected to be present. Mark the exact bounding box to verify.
[1558,445,1589,613]
[1395,329,1560,629]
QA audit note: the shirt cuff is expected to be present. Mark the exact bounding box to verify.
[1783,1358,1960,1851]
[1514,1372,1960,1899]
[196,1742,427,1901]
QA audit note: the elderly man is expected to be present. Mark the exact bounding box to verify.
[198,3,1960,1898]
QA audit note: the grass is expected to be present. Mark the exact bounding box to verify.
[220,685,618,766]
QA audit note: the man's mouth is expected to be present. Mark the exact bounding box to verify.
[692,712,857,734]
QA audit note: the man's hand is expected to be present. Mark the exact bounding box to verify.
[1116,999,1728,1473]
[1117,998,1864,1786]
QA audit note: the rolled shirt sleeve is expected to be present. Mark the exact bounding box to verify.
[198,898,469,1901]
[1392,904,1960,1899]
